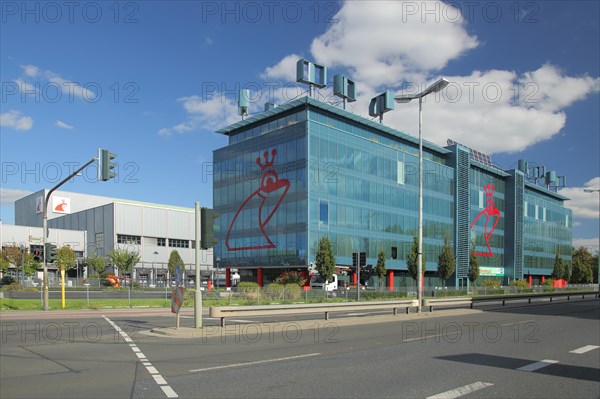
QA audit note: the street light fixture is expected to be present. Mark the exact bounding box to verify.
[395,78,449,312]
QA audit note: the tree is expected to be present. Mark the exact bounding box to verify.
[0,245,38,281]
[468,246,479,285]
[109,247,140,276]
[168,250,185,277]
[571,246,594,284]
[56,246,76,272]
[315,236,335,283]
[407,235,426,285]
[437,238,456,288]
[2,244,22,267]
[551,249,565,281]
[375,250,387,290]
[86,253,107,276]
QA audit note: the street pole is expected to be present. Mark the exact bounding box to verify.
[194,202,202,328]
[417,96,423,312]
[42,156,97,311]
[395,78,449,313]
[21,244,25,286]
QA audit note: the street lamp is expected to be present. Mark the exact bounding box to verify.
[395,78,449,312]
[583,188,600,287]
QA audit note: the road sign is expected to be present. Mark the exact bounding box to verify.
[171,264,185,314]
[171,286,185,314]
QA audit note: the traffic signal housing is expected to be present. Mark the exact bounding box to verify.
[100,149,117,181]
[200,207,219,249]
[31,245,44,262]
[45,243,57,263]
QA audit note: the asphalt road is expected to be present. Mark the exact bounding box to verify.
[1,299,599,399]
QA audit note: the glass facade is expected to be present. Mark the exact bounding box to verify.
[523,187,572,273]
[213,96,572,285]
[214,110,308,268]
[469,167,506,270]
[307,109,454,270]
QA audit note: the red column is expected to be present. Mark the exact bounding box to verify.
[226,268,231,288]
[388,270,394,291]
[207,280,212,291]
[527,275,532,288]
[541,275,545,284]
[257,267,263,287]
[352,272,357,285]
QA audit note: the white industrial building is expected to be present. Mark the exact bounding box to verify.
[13,189,214,286]
[0,222,87,282]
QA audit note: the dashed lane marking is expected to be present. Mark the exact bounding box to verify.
[103,316,178,398]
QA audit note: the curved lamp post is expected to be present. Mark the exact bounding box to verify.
[395,78,449,312]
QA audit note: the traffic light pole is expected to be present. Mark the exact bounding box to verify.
[42,156,97,311]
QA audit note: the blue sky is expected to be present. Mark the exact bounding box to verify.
[1,1,599,252]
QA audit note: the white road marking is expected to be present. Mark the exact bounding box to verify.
[161,386,179,398]
[427,381,494,399]
[189,353,321,373]
[517,359,559,372]
[500,319,535,326]
[103,316,178,398]
[569,345,599,354]
[152,375,167,385]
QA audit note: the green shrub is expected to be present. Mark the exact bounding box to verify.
[237,282,259,300]
[543,278,554,287]
[359,291,408,300]
[1,276,16,286]
[481,279,501,288]
[509,280,530,288]
[433,289,469,297]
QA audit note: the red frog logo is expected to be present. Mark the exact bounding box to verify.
[226,149,290,251]
[470,183,501,257]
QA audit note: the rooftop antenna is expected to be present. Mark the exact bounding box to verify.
[369,91,395,123]
[238,89,250,120]
[296,59,327,98]
[333,74,356,110]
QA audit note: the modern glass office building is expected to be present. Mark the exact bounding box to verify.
[213,96,572,288]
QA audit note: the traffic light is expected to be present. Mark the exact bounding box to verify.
[100,149,117,181]
[200,207,219,249]
[352,252,367,268]
[31,245,44,262]
[45,243,57,263]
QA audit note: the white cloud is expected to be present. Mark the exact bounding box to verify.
[55,120,74,129]
[0,110,33,131]
[164,0,599,151]
[573,237,599,254]
[0,188,32,205]
[258,1,598,155]
[519,64,600,112]
[310,1,478,88]
[22,64,40,77]
[559,177,600,219]
[261,53,303,81]
[14,64,98,102]
[159,95,240,136]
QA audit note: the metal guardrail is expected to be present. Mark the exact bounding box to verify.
[210,299,419,327]
[423,290,600,311]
